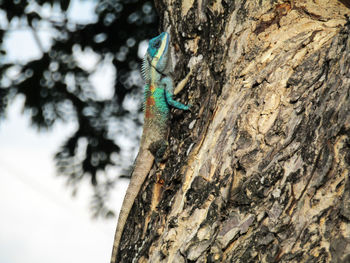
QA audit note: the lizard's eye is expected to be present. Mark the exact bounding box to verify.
[154,41,161,49]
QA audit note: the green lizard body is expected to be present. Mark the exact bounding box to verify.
[110,32,189,263]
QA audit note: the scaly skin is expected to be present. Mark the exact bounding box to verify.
[110,32,189,263]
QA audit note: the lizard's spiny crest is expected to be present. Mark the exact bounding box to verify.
[141,55,150,81]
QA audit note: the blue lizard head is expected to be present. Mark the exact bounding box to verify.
[141,32,172,81]
[148,32,169,58]
[147,32,171,74]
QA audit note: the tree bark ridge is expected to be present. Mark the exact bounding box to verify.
[119,1,350,262]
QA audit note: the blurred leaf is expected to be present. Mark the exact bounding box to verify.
[27,11,41,27]
[0,0,159,217]
[60,0,70,11]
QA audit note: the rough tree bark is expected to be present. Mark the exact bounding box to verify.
[116,1,350,262]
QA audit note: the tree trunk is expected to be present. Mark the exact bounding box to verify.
[117,1,350,262]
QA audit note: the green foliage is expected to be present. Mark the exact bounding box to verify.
[0,0,158,217]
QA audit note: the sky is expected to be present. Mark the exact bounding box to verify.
[0,1,131,262]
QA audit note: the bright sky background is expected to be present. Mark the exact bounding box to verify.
[0,1,132,262]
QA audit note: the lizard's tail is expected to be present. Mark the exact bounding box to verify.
[110,149,155,263]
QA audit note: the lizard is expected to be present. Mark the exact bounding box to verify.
[110,32,190,263]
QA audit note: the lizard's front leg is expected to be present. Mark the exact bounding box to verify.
[161,76,190,110]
